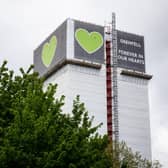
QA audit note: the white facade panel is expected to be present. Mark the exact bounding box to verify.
[44,65,151,160]
[44,65,70,113]
[118,68,151,160]
[45,64,107,135]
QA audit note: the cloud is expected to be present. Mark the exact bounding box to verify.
[152,126,168,166]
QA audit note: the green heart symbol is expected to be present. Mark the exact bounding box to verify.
[75,28,103,54]
[41,35,57,67]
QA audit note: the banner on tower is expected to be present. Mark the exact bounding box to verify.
[34,20,67,76]
[74,20,104,64]
[117,30,145,72]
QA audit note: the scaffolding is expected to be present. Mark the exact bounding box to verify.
[105,13,119,146]
[112,13,119,144]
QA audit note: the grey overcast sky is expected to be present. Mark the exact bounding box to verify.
[0,0,168,167]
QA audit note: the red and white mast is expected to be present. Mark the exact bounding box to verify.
[105,13,119,146]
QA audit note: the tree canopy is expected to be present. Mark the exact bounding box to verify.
[0,61,161,168]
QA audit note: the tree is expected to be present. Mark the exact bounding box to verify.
[0,61,112,168]
[118,142,161,168]
[0,61,161,168]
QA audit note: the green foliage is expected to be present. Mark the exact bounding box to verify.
[0,61,112,168]
[0,61,162,168]
[118,142,162,168]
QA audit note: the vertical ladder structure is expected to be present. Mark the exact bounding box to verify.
[112,13,119,144]
[105,13,119,147]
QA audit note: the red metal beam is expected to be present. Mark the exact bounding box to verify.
[106,40,113,142]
